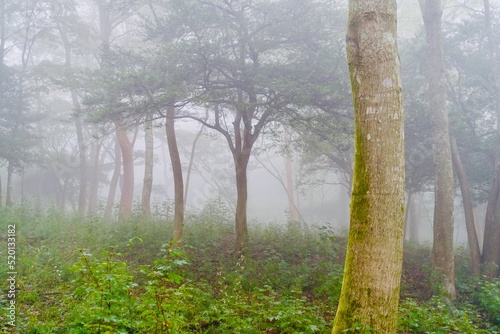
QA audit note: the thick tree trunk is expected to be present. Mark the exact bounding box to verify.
[421,0,456,298]
[141,118,154,219]
[104,136,121,221]
[166,105,184,246]
[5,161,13,207]
[481,0,500,280]
[332,0,405,332]
[450,135,481,276]
[116,122,134,220]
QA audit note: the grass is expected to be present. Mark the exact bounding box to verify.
[0,202,498,333]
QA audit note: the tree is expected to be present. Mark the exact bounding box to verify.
[420,0,456,297]
[166,105,184,246]
[481,0,500,279]
[51,0,88,214]
[141,116,154,219]
[0,0,46,207]
[450,135,481,276]
[331,0,405,332]
[150,0,345,254]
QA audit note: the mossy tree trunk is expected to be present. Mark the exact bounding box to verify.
[332,0,405,332]
[420,0,456,298]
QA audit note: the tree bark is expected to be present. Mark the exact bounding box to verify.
[331,0,405,332]
[141,117,154,219]
[116,122,134,220]
[166,105,184,246]
[104,135,121,221]
[450,135,481,276]
[420,0,456,298]
[481,0,500,280]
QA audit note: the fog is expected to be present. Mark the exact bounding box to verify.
[0,0,497,247]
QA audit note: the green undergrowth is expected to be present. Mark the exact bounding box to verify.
[0,203,497,333]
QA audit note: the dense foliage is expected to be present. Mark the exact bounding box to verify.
[0,204,498,333]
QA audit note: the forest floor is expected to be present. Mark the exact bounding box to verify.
[0,203,499,333]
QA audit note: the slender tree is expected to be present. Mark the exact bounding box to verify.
[141,116,154,219]
[116,121,134,220]
[332,0,405,332]
[105,135,121,221]
[420,0,456,298]
[450,135,481,276]
[52,1,88,214]
[166,105,184,246]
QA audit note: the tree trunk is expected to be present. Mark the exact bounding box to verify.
[116,122,134,220]
[450,135,481,276]
[88,139,102,214]
[184,124,204,206]
[332,0,405,332]
[234,152,250,255]
[141,118,154,219]
[481,0,500,280]
[56,16,87,214]
[5,161,13,207]
[404,192,412,241]
[409,194,420,243]
[166,105,184,246]
[285,154,299,224]
[421,0,456,298]
[75,117,87,212]
[482,169,500,278]
[104,135,121,221]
